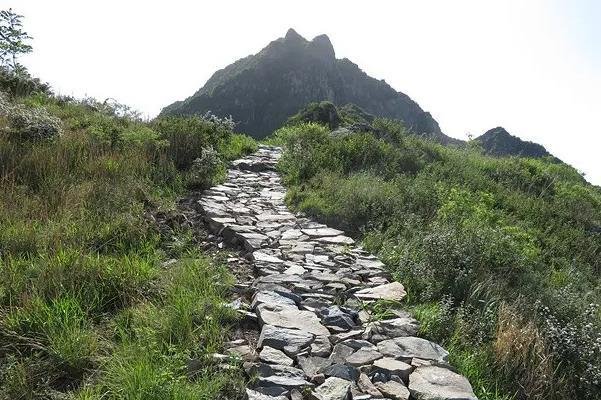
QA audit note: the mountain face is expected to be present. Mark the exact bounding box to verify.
[476,127,556,160]
[161,29,452,142]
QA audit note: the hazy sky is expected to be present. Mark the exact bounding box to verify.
[5,0,601,184]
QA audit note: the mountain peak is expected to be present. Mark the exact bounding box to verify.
[309,34,335,59]
[284,28,306,42]
[161,31,448,141]
[481,126,511,138]
[476,127,555,160]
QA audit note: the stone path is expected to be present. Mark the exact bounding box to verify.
[199,145,478,400]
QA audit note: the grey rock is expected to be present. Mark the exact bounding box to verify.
[408,366,478,400]
[345,348,383,367]
[357,373,383,398]
[373,357,413,382]
[256,304,330,336]
[257,375,313,390]
[366,316,420,340]
[253,251,285,264]
[253,362,305,379]
[297,355,332,378]
[301,228,344,237]
[355,282,407,301]
[321,363,359,382]
[319,306,357,330]
[245,388,287,400]
[375,380,410,400]
[328,343,355,364]
[313,376,352,400]
[258,325,314,356]
[317,235,355,245]
[259,346,294,366]
[340,339,377,351]
[377,337,449,363]
[252,290,298,310]
[311,335,333,357]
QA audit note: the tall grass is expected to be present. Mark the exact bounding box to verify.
[0,92,254,398]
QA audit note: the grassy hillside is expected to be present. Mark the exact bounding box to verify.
[273,120,601,400]
[0,75,256,399]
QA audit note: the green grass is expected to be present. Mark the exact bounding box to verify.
[0,92,254,398]
[275,120,601,400]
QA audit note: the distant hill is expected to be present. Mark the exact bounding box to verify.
[476,127,557,160]
[161,29,453,143]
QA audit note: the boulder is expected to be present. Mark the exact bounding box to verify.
[377,337,449,363]
[408,366,478,400]
[373,357,413,381]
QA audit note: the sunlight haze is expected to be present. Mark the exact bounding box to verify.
[6,0,601,184]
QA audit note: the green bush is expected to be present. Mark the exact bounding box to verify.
[152,113,234,170]
[0,91,62,140]
[0,67,51,98]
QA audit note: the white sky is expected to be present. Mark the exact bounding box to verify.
[5,0,601,185]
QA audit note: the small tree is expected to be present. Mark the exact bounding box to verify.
[0,9,32,71]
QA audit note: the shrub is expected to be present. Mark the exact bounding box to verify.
[187,146,225,189]
[153,113,234,170]
[0,91,61,140]
[0,66,51,98]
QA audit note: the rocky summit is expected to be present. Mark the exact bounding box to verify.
[161,29,449,142]
[199,145,478,400]
[476,126,557,160]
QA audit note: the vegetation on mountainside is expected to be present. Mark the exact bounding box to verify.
[273,120,601,400]
[0,40,256,398]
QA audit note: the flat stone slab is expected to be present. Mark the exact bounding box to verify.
[252,291,298,310]
[253,251,285,264]
[317,235,355,245]
[355,282,407,301]
[246,388,287,400]
[408,366,478,400]
[257,304,330,336]
[260,346,294,366]
[258,325,314,356]
[301,228,345,237]
[345,347,383,366]
[367,316,420,341]
[377,337,449,363]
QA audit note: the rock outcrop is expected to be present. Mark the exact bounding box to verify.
[161,29,451,143]
[197,145,478,399]
[476,126,557,160]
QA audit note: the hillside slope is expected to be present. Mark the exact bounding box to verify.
[274,120,601,400]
